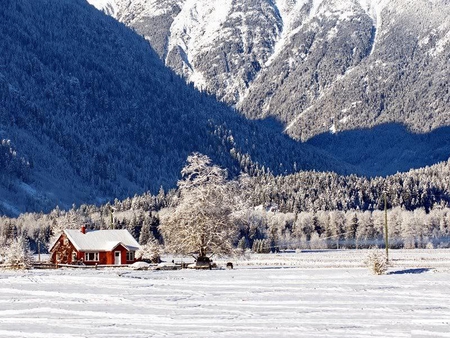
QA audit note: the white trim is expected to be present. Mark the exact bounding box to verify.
[84,252,99,261]
[126,251,135,261]
[114,251,121,265]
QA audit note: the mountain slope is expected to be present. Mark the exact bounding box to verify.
[91,0,450,140]
[0,0,357,216]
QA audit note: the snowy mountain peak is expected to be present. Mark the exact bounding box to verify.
[87,0,118,16]
[89,0,450,141]
[166,0,233,85]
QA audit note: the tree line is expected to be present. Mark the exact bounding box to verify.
[2,154,450,261]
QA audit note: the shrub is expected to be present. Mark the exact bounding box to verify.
[136,239,161,263]
[364,250,388,275]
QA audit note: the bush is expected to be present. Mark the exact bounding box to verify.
[364,250,388,275]
[136,239,161,263]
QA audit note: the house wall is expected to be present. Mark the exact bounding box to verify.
[105,244,129,265]
[73,250,83,262]
[99,252,108,265]
[127,251,137,264]
[78,252,107,265]
[50,234,77,264]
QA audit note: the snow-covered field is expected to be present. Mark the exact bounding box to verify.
[1,250,450,337]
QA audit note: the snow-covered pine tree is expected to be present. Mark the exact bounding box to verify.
[2,237,34,269]
[237,236,248,253]
[139,219,151,245]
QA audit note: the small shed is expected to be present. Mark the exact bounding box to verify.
[49,226,140,265]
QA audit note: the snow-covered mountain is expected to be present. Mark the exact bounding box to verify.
[1,0,449,216]
[88,0,450,140]
[3,0,363,216]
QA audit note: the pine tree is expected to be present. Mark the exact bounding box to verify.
[3,237,34,269]
[139,219,151,245]
[237,236,248,253]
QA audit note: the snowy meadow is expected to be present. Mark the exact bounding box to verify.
[1,250,450,338]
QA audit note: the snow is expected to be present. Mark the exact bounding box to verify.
[430,29,450,56]
[310,0,325,18]
[285,103,316,131]
[264,0,309,69]
[1,250,450,337]
[64,229,140,252]
[166,0,233,74]
[86,0,118,16]
[357,0,377,22]
[189,69,208,90]
[129,261,151,270]
[327,26,339,40]
[418,21,450,56]
[86,0,113,10]
[329,123,337,134]
[339,115,350,123]
[129,0,178,18]
[357,0,389,56]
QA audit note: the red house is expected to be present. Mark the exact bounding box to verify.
[50,226,140,265]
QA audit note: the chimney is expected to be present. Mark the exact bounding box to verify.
[81,226,86,234]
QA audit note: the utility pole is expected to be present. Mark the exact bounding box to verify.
[110,206,115,229]
[383,190,389,262]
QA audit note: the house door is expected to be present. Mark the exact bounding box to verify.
[114,251,121,265]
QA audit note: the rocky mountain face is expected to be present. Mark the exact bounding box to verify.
[89,0,450,140]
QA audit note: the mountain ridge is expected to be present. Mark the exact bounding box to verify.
[89,0,450,140]
[0,0,359,216]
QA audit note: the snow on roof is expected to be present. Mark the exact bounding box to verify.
[64,229,140,252]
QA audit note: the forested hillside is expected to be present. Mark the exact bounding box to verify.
[0,0,355,216]
[2,0,449,219]
[2,157,450,255]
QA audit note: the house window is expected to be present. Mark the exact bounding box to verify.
[72,252,77,262]
[84,252,99,261]
[126,251,135,261]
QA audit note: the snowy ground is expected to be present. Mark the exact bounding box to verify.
[1,250,450,337]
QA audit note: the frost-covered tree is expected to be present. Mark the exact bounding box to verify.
[136,237,161,263]
[159,153,238,259]
[309,232,327,250]
[2,237,34,269]
[138,219,151,245]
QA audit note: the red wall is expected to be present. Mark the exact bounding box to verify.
[105,244,128,265]
[50,234,77,264]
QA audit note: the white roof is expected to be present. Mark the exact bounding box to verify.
[64,229,140,252]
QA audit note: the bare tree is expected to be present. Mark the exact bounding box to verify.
[159,153,238,260]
